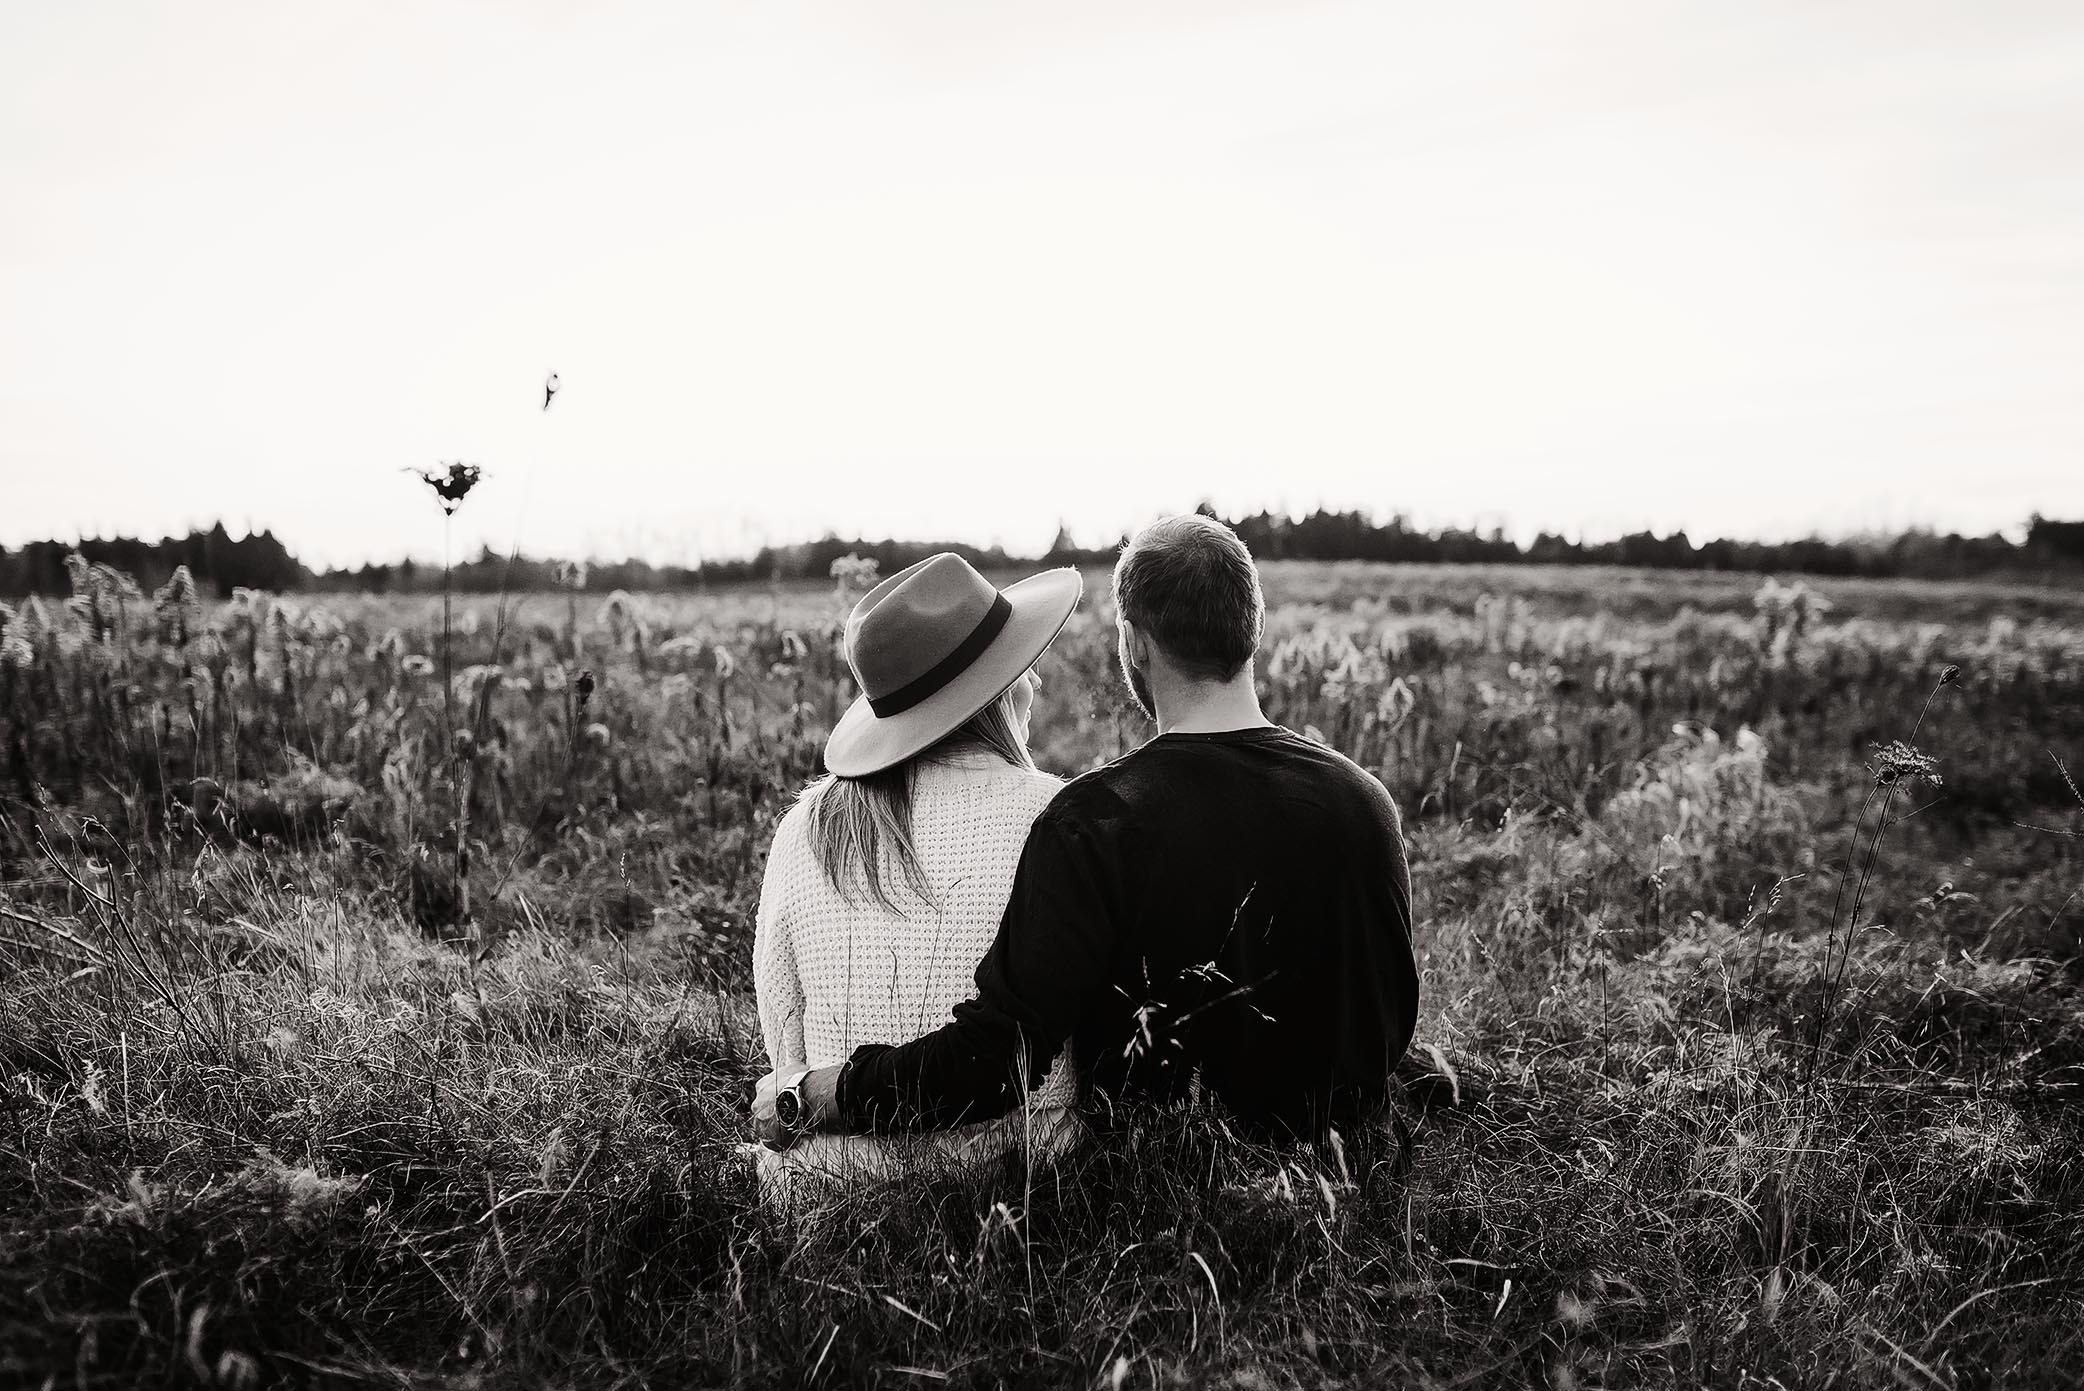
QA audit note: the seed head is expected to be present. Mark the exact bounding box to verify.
[1939,664,1961,686]
[575,669,596,709]
[153,566,203,647]
[829,553,880,597]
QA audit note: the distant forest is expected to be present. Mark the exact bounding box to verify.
[3,511,2080,598]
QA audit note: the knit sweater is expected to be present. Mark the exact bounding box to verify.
[753,753,1079,1192]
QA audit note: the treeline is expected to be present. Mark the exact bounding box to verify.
[1215,509,2083,579]
[0,523,304,598]
[4,512,2078,598]
[303,535,1030,595]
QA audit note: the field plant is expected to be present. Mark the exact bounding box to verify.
[1,558,2080,1387]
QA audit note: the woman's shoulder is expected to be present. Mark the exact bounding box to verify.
[1012,763,1065,802]
[982,759,1064,799]
[770,785,814,834]
[762,785,822,870]
[987,763,1066,831]
[914,758,1061,816]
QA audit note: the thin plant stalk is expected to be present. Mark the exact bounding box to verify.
[442,513,454,740]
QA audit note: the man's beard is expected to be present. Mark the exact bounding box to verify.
[1119,639,1156,719]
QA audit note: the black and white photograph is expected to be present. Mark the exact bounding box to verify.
[3,2,2081,1386]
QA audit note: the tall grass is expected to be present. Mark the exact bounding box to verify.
[0,560,2079,1387]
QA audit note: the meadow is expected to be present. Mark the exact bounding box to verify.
[1,555,2080,1388]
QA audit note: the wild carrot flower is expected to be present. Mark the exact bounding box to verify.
[401,654,435,678]
[1870,740,1942,787]
[712,645,737,679]
[410,462,483,516]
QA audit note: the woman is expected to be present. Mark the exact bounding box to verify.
[753,553,1083,1200]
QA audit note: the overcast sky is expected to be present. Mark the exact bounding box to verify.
[4,0,2081,567]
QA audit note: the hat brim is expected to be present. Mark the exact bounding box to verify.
[824,567,1084,777]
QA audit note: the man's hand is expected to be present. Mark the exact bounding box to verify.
[749,1065,844,1149]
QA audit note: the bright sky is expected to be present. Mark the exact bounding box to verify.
[4,1,2081,567]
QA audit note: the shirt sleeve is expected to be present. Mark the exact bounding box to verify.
[752,826,807,1072]
[837,806,1117,1133]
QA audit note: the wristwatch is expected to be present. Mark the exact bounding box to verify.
[773,1069,813,1136]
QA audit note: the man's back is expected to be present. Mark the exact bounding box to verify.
[838,726,1418,1143]
[1022,726,1415,1138]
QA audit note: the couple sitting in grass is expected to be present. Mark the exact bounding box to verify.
[749,515,1419,1195]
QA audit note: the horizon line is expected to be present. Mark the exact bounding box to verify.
[1,508,2061,574]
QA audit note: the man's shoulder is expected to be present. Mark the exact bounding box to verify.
[1035,729,1290,824]
[1037,759,1136,828]
[1287,734,1403,827]
[1036,727,1398,821]
[1307,734,1397,795]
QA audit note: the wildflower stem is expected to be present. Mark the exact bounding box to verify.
[1806,671,1950,1088]
[442,514,454,741]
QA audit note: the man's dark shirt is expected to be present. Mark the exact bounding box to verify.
[837,726,1418,1143]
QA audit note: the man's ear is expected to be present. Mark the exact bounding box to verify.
[1120,619,1150,668]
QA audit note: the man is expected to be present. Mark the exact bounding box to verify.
[753,513,1418,1150]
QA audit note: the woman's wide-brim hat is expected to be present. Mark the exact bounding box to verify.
[825,553,1082,777]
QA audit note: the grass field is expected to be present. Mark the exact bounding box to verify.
[2,557,2081,1388]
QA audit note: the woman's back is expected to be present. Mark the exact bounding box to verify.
[754,754,1078,1188]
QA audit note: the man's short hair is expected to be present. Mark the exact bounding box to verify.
[1113,514,1265,680]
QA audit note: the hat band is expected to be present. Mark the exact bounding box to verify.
[866,592,1013,719]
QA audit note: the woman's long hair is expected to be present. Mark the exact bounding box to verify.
[798,684,1033,914]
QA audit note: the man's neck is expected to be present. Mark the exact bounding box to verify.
[1153,676,1273,736]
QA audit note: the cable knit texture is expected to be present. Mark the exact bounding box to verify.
[754,753,1079,1195]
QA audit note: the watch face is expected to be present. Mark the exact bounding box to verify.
[775,1088,802,1129]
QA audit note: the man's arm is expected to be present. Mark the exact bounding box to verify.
[834,805,1120,1134]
